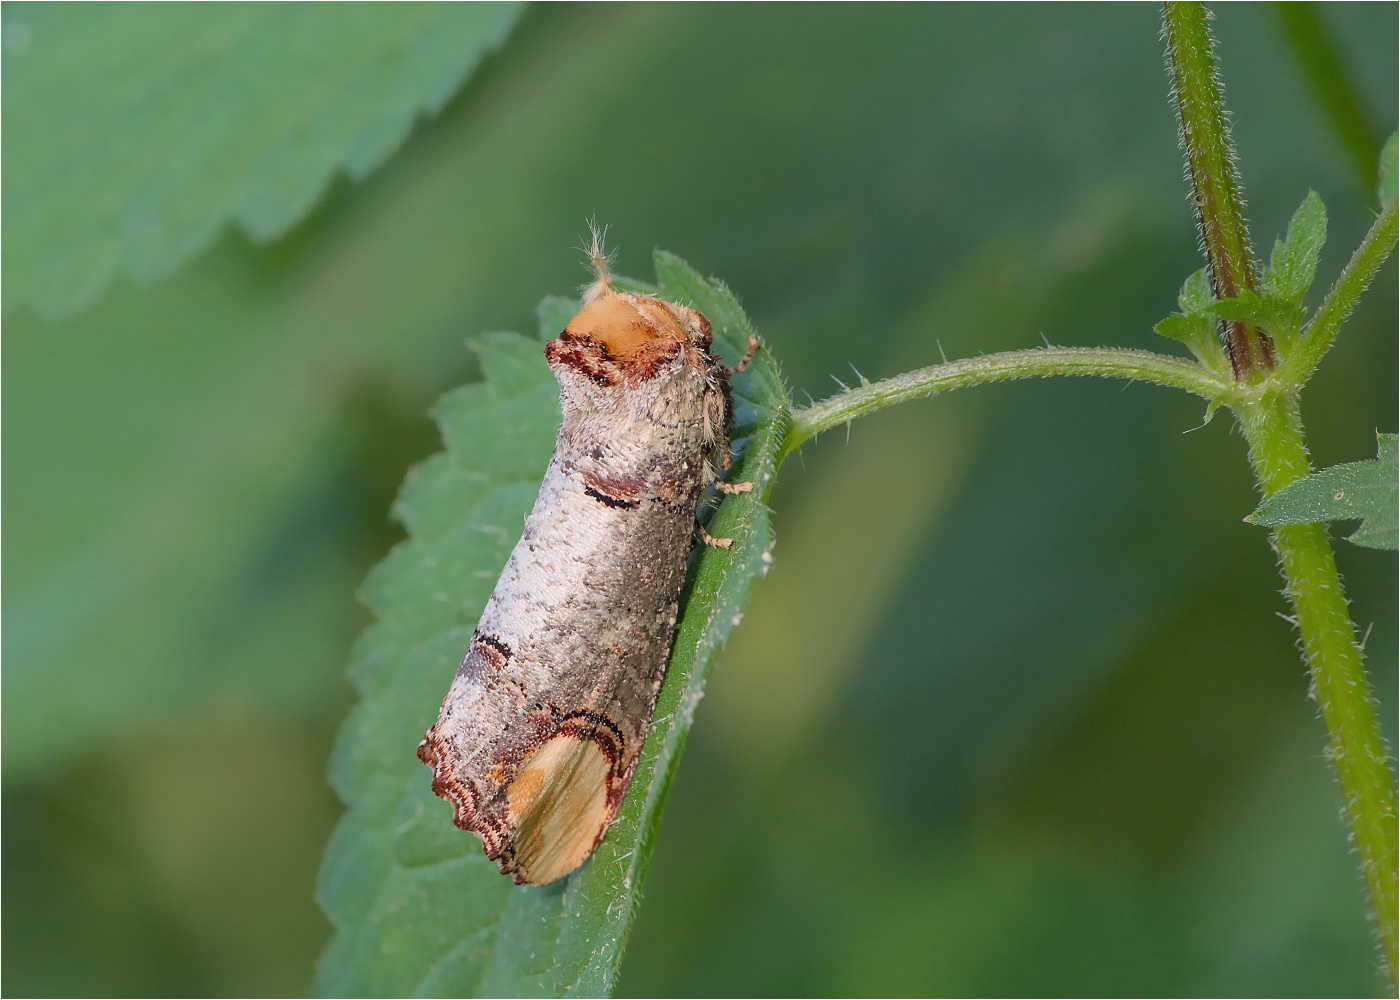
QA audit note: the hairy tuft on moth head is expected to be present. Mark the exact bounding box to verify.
[581,218,616,305]
[572,221,711,360]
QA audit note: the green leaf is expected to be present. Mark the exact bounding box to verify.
[1379,131,1398,211]
[1153,312,1218,364]
[1153,268,1228,370]
[1205,287,1302,341]
[1247,433,1398,550]
[1179,192,1330,351]
[314,253,791,996]
[2,2,522,317]
[1179,266,1216,314]
[1259,190,1327,312]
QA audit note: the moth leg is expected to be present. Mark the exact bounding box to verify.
[727,334,759,374]
[697,524,734,549]
[714,480,752,494]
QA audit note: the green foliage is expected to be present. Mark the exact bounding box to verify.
[1154,268,1230,370]
[1179,266,1217,313]
[1205,191,1328,345]
[4,5,1394,997]
[1,2,521,316]
[1248,433,1398,550]
[1258,192,1328,321]
[1155,192,1329,362]
[314,254,790,997]
[1380,132,1398,211]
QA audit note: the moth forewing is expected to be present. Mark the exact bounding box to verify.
[506,734,613,886]
[418,278,735,886]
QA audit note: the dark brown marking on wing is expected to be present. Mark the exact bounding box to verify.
[555,710,626,758]
[473,631,512,663]
[457,631,512,684]
[544,330,622,386]
[418,731,505,856]
[583,468,648,498]
[584,485,639,509]
[580,469,646,510]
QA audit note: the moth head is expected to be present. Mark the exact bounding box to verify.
[547,286,716,394]
[567,222,713,364]
[567,291,710,354]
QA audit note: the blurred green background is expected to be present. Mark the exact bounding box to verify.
[3,3,1395,996]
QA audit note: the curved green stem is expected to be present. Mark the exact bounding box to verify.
[1234,392,1398,984]
[784,345,1231,456]
[1164,0,1397,985]
[784,337,1398,983]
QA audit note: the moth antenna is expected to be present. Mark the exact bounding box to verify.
[580,218,617,303]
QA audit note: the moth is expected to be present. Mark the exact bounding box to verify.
[418,235,754,885]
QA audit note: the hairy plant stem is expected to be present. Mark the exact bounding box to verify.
[1285,201,1399,386]
[1234,392,1398,984]
[1163,2,1273,378]
[783,346,1232,454]
[1165,2,1398,981]
[784,10,1397,983]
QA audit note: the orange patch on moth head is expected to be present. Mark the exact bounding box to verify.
[567,292,689,361]
[504,733,613,885]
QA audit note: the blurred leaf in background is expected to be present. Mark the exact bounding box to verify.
[2,3,1394,997]
[3,2,522,316]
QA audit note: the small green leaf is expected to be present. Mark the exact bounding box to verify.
[1379,131,1398,211]
[1259,190,1327,310]
[3,3,522,317]
[1154,312,1219,365]
[1179,267,1216,314]
[1183,192,1329,352]
[1205,287,1303,341]
[1204,288,1262,324]
[315,254,791,996]
[1154,269,1228,370]
[1247,433,1398,550]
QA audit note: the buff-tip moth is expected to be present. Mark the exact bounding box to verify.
[417,230,754,885]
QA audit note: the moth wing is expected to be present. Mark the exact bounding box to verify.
[506,732,614,885]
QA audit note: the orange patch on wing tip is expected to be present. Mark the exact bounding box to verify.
[505,734,613,885]
[569,293,686,360]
